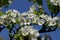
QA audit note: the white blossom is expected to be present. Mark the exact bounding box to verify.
[21,12,28,17]
[0,18,4,24]
[20,26,39,37]
[20,27,29,36]
[48,21,57,26]
[23,18,31,25]
[33,30,40,37]
[6,9,19,18]
[1,15,8,19]
[40,14,48,19]
[6,9,12,13]
[42,37,45,40]
[46,16,58,22]
[50,0,60,6]
[10,12,17,17]
[31,38,37,40]
[27,13,35,19]
[49,16,58,21]
[38,19,45,25]
[11,18,16,23]
[29,5,36,13]
[8,0,12,4]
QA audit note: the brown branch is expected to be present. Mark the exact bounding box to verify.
[0,26,5,32]
[39,24,57,33]
[9,24,15,40]
[11,26,21,40]
[51,12,53,18]
[39,27,57,33]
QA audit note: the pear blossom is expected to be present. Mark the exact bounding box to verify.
[33,30,40,37]
[38,19,45,25]
[48,21,57,26]
[31,38,37,40]
[32,17,39,23]
[49,0,60,6]
[40,14,48,19]
[10,12,17,18]
[20,27,29,36]
[52,17,59,21]
[0,18,4,24]
[46,16,58,22]
[28,5,36,13]
[42,37,45,40]
[6,10,12,13]
[8,0,12,4]
[1,15,8,19]
[6,9,19,18]
[23,18,31,25]
[11,18,16,23]
[27,13,36,19]
[20,26,39,37]
[21,12,28,17]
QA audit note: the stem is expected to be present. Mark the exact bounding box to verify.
[9,33,13,40]
[51,12,53,18]
[44,34,52,40]
[23,36,29,40]
[9,24,15,40]
[12,26,21,40]
[9,27,14,40]
[39,24,47,33]
[39,23,57,33]
[16,26,21,33]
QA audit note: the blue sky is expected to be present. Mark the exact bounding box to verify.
[0,0,60,40]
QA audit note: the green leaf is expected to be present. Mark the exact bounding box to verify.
[19,36,23,40]
[14,33,23,40]
[6,25,11,30]
[37,0,42,5]
[0,11,4,16]
[34,10,37,15]
[2,0,9,5]
[0,0,13,7]
[47,1,60,14]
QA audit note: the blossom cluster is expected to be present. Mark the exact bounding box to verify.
[19,26,39,40]
[0,5,60,40]
[49,0,60,6]
[0,5,60,27]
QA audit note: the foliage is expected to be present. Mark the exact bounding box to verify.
[0,0,13,7]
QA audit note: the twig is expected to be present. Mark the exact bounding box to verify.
[0,26,5,32]
[9,24,15,40]
[39,24,57,33]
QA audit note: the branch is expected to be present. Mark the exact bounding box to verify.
[16,26,21,33]
[51,12,53,18]
[39,27,57,33]
[0,26,5,32]
[39,24,57,33]
[9,24,15,40]
[43,34,52,40]
[11,26,21,39]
